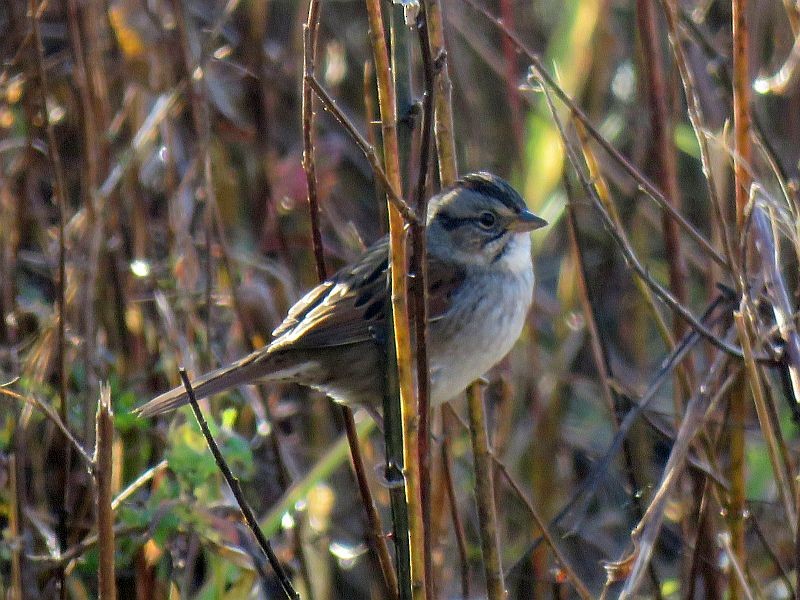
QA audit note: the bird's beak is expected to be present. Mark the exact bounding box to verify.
[509,209,548,232]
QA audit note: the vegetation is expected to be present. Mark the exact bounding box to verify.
[2,0,800,598]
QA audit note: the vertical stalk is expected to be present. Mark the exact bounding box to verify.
[730,1,751,596]
[29,3,72,596]
[301,7,397,596]
[364,0,427,597]
[302,1,325,282]
[390,5,414,184]
[732,0,752,227]
[9,453,22,600]
[423,0,458,185]
[441,417,470,599]
[96,385,116,600]
[467,384,506,599]
[635,0,692,381]
[412,7,436,594]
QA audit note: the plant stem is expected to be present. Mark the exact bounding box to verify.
[730,0,751,595]
[466,384,506,599]
[95,385,116,600]
[423,0,458,185]
[179,370,299,600]
[364,0,427,596]
[301,6,397,596]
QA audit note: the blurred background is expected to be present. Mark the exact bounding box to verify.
[2,0,800,598]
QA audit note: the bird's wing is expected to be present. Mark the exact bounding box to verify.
[269,237,465,350]
[269,237,390,350]
[426,255,466,323]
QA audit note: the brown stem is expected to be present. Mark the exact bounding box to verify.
[342,410,399,599]
[364,0,427,596]
[95,385,116,600]
[423,0,458,185]
[9,453,22,600]
[28,9,72,594]
[732,0,752,227]
[301,2,325,281]
[441,417,469,599]
[466,384,505,599]
[636,0,692,376]
[413,7,436,596]
[730,1,751,596]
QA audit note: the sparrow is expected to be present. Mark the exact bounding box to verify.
[135,172,547,418]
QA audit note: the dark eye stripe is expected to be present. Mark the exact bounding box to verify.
[437,211,504,232]
[481,229,508,248]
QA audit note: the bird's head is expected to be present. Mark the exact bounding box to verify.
[426,172,547,268]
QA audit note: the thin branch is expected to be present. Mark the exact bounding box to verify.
[730,2,752,595]
[178,369,300,600]
[111,460,169,511]
[660,0,738,275]
[535,71,766,362]
[735,307,796,529]
[494,464,592,600]
[615,355,738,599]
[301,5,325,281]
[307,76,419,225]
[444,404,592,600]
[1,385,95,470]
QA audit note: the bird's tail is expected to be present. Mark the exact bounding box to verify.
[135,350,278,418]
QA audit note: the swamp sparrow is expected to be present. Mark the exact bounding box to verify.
[136,172,547,418]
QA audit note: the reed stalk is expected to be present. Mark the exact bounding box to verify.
[364,0,427,596]
[729,2,752,595]
[95,385,116,600]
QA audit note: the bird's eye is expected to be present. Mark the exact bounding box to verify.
[477,211,497,229]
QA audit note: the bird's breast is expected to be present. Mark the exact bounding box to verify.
[428,265,534,405]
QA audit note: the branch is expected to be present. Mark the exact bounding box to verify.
[178,370,299,600]
[307,77,420,225]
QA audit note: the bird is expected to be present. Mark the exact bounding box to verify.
[135,172,547,419]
